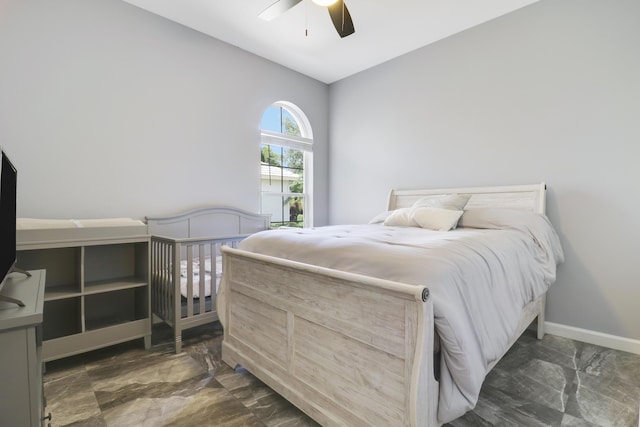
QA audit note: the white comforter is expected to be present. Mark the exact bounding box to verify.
[238,208,564,423]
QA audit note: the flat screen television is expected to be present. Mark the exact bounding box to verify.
[0,147,18,292]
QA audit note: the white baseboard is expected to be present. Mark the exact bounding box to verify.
[545,321,640,355]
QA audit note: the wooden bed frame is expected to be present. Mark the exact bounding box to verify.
[217,183,548,426]
[146,206,270,353]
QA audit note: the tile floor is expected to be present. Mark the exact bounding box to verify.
[43,323,640,426]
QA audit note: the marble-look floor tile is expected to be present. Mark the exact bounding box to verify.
[462,384,565,426]
[215,365,319,426]
[445,330,640,427]
[93,372,217,412]
[243,391,320,427]
[101,387,264,427]
[43,369,102,426]
[560,413,602,427]
[485,358,571,413]
[565,371,640,427]
[497,333,580,372]
[578,344,640,385]
[89,352,207,393]
[45,324,640,427]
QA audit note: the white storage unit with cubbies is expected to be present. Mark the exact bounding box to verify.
[16,219,150,361]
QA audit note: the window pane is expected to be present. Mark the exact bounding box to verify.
[261,193,304,228]
[260,106,282,133]
[260,106,301,136]
[281,109,300,136]
[261,143,282,168]
[261,144,303,193]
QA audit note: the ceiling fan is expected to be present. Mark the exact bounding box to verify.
[259,0,355,38]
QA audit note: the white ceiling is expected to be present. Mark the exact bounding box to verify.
[122,0,540,84]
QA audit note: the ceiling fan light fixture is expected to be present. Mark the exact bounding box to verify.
[312,0,338,6]
[260,0,354,38]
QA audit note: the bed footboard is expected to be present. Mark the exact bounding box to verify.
[218,247,439,426]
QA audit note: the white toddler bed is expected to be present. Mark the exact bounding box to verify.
[146,206,270,353]
[217,183,564,426]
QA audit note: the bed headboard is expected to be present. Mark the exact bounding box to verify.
[146,206,271,239]
[388,183,547,214]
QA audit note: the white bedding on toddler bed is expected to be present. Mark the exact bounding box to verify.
[237,208,564,423]
[179,256,222,298]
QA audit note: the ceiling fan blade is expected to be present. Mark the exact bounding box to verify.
[259,0,303,21]
[327,0,355,38]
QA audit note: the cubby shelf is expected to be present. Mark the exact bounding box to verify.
[17,234,151,362]
[83,278,148,294]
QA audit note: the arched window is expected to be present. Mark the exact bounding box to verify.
[260,102,313,228]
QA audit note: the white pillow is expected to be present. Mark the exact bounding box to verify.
[368,210,393,224]
[383,208,418,227]
[412,194,471,211]
[411,207,463,231]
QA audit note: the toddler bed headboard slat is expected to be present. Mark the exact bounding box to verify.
[146,206,271,239]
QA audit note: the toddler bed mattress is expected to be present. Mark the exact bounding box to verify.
[237,208,564,422]
[179,256,222,298]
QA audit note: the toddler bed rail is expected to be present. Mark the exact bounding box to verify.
[151,235,244,353]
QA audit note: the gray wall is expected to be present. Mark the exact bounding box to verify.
[329,0,640,340]
[0,0,330,224]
